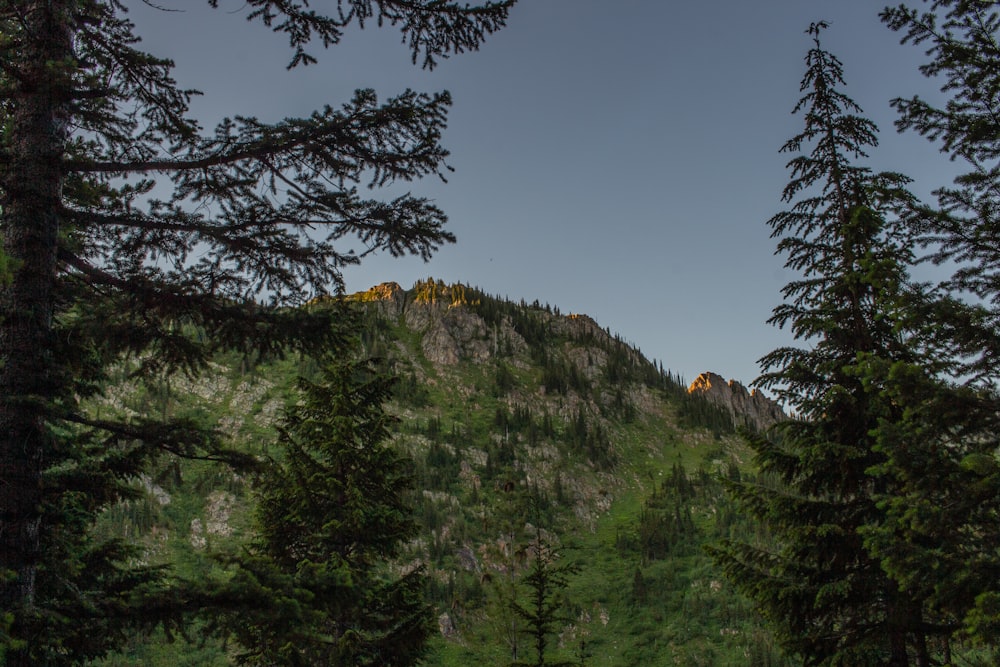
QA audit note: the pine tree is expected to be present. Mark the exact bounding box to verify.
[709,23,953,665]
[0,1,512,663]
[208,357,431,666]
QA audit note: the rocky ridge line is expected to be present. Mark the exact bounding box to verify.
[688,372,785,432]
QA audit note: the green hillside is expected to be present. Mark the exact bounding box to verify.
[94,279,790,666]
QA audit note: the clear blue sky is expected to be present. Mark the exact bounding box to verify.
[126,0,954,389]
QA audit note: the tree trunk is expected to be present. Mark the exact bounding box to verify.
[888,630,909,667]
[885,590,912,667]
[914,630,930,667]
[0,2,71,663]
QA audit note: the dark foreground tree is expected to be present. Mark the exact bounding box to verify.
[208,357,431,666]
[870,0,1000,646]
[882,0,1000,339]
[709,24,956,666]
[0,1,512,663]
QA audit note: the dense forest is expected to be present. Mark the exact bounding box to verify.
[2,1,1000,666]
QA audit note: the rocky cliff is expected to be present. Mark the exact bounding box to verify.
[351,280,527,365]
[355,282,784,434]
[687,371,785,432]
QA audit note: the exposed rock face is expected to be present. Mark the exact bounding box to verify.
[687,372,785,432]
[413,307,491,365]
[555,313,603,338]
[351,281,408,318]
[353,281,531,366]
[438,612,458,639]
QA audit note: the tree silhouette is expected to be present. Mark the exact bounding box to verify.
[0,1,512,663]
[710,23,952,665]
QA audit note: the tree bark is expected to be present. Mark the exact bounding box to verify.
[0,2,72,663]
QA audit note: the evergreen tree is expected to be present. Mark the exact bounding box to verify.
[0,1,512,663]
[485,474,533,663]
[208,357,431,666]
[509,531,578,667]
[710,23,953,665]
[881,1,1000,345]
[857,356,1000,652]
[864,1,1000,646]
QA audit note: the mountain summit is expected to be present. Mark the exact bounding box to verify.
[687,371,785,431]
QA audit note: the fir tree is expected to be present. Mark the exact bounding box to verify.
[509,531,578,667]
[866,1,1000,646]
[0,1,513,663]
[882,1,1000,343]
[709,23,953,665]
[485,474,533,663]
[208,357,431,666]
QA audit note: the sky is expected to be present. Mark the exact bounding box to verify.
[124,0,956,389]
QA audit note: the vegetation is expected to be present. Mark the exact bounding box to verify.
[4,1,1000,665]
[206,357,432,665]
[509,533,580,667]
[710,21,952,664]
[0,1,511,664]
[711,9,1000,665]
[84,281,784,665]
[870,1,1000,645]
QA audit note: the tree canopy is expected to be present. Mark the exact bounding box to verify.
[867,0,1000,646]
[713,5,1000,661]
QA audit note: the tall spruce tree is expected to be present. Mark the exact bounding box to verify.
[208,357,431,666]
[864,0,1000,646]
[0,1,513,664]
[882,0,1000,339]
[709,23,955,666]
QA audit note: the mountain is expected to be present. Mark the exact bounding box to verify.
[93,279,789,666]
[687,371,785,432]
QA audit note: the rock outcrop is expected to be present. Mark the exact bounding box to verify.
[687,372,785,432]
[349,281,408,318]
[351,280,530,366]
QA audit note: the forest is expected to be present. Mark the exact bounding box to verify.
[2,1,1000,666]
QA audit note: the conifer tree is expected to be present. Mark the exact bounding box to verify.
[866,0,1000,645]
[881,1,1000,344]
[509,531,578,667]
[486,474,533,663]
[209,357,431,666]
[0,1,512,663]
[710,23,953,665]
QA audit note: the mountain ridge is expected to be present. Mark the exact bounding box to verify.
[96,278,788,665]
[687,371,785,432]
